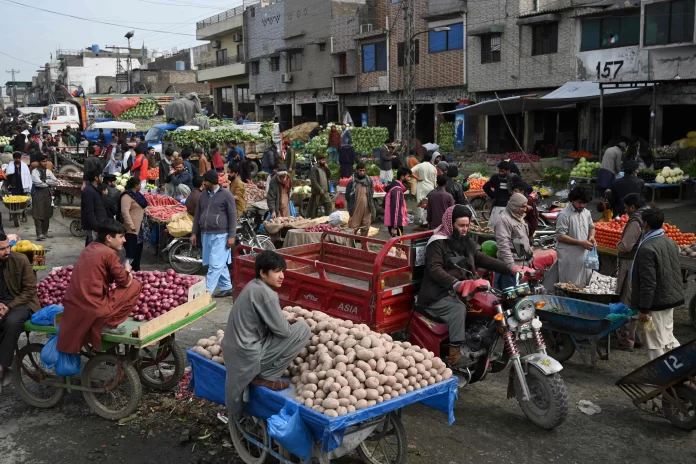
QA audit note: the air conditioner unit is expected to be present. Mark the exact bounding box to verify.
[212,40,221,49]
[360,24,373,34]
[281,73,293,83]
[232,34,242,42]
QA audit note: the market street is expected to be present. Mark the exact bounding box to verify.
[0,207,695,464]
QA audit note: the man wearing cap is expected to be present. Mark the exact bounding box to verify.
[192,170,238,298]
[1,145,13,165]
[598,141,626,190]
[346,162,374,237]
[436,160,449,177]
[307,154,333,218]
[483,161,520,230]
[227,164,246,218]
[267,164,292,219]
[31,154,57,240]
[610,160,645,217]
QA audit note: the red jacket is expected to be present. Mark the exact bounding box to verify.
[328,131,341,148]
[211,151,224,169]
[131,154,149,182]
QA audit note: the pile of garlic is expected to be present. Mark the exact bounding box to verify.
[283,306,453,417]
[582,274,617,295]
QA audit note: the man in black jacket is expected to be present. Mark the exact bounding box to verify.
[81,170,108,246]
[83,146,105,182]
[482,161,519,230]
[631,208,683,360]
[417,205,519,368]
[610,160,645,217]
[445,165,465,205]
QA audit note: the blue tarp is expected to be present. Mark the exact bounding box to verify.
[186,350,458,457]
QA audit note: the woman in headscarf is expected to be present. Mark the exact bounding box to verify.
[120,177,150,271]
[493,192,532,290]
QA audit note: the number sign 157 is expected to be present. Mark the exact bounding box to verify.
[596,60,624,79]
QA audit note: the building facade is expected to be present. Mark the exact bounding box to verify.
[196,6,252,118]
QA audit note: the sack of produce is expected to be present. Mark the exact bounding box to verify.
[104,97,140,118]
[167,212,193,237]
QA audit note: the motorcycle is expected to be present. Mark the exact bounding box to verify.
[166,215,275,275]
[409,262,568,429]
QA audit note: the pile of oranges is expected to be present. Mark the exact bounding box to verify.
[662,223,696,246]
[595,215,696,249]
[468,178,488,190]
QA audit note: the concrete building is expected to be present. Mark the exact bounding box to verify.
[131,69,209,95]
[4,81,32,107]
[196,5,252,118]
[55,47,146,95]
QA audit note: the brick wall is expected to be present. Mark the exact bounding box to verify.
[467,0,577,94]
[246,1,287,95]
[95,76,118,94]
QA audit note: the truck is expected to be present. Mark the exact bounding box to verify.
[43,94,176,135]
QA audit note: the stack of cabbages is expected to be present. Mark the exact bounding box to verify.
[283,306,453,418]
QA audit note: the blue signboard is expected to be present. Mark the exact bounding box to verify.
[454,105,466,151]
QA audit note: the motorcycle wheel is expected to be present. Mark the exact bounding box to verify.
[252,235,275,251]
[168,240,202,275]
[515,366,568,430]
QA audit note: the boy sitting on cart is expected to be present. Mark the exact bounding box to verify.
[222,251,311,416]
[57,219,142,355]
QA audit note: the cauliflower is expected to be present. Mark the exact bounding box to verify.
[656,175,665,183]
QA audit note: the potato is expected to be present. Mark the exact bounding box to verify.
[336,376,348,388]
[323,377,334,392]
[407,366,418,376]
[305,383,318,393]
[299,347,309,358]
[396,358,410,369]
[348,376,361,390]
[356,399,368,410]
[197,339,211,348]
[365,389,379,400]
[307,372,318,384]
[330,382,342,392]
[353,388,367,400]
[416,364,426,375]
[347,405,356,413]
[339,385,351,398]
[372,347,386,359]
[378,374,388,385]
[312,405,324,413]
[360,337,372,349]
[367,400,377,407]
[442,368,453,380]
[337,333,349,343]
[334,355,348,365]
[406,385,414,392]
[427,377,436,385]
[386,376,397,387]
[367,359,377,370]
[301,390,314,399]
[383,385,392,394]
[319,333,331,344]
[326,369,340,379]
[212,356,224,364]
[377,385,384,395]
[338,398,350,407]
[422,370,431,380]
[401,378,410,387]
[365,377,379,389]
[322,398,339,409]
[192,346,212,359]
[383,362,397,376]
[393,383,402,391]
[354,369,366,383]
[325,409,338,418]
[326,341,335,350]
[399,388,407,395]
[208,335,217,342]
[419,379,428,388]
[304,398,314,407]
[365,371,379,379]
[328,391,338,399]
[386,350,402,362]
[295,396,303,403]
[348,395,357,406]
[356,350,374,361]
[356,360,372,373]
[435,374,443,383]
[395,372,405,383]
[376,396,384,404]
[422,358,432,370]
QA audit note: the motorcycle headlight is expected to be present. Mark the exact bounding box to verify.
[514,299,536,322]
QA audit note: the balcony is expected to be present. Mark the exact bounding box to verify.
[196,6,244,40]
[197,56,247,82]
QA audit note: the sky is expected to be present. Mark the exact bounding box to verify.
[0,0,243,93]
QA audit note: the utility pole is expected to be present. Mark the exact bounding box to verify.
[402,0,416,155]
[6,69,20,106]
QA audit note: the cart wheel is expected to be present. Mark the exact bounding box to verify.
[689,295,696,330]
[168,240,202,275]
[662,384,696,430]
[543,330,575,363]
[82,354,142,420]
[70,220,86,238]
[134,337,185,391]
[357,412,407,464]
[12,214,19,227]
[470,197,491,221]
[249,161,260,178]
[229,414,272,464]
[12,343,65,409]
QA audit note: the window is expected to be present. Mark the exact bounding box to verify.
[288,51,303,71]
[397,40,420,66]
[251,61,259,75]
[428,23,464,53]
[237,44,244,60]
[481,34,501,63]
[580,12,640,51]
[216,49,228,66]
[69,107,76,116]
[270,57,280,71]
[338,53,348,75]
[532,22,558,55]
[645,0,695,46]
[362,41,387,72]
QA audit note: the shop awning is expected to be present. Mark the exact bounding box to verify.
[442,81,645,116]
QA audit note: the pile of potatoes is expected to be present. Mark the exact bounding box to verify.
[282,306,453,418]
[191,329,225,364]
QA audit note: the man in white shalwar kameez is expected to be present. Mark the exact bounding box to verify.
[555,186,595,287]
[222,251,311,417]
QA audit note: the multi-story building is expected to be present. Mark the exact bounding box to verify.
[55,47,146,95]
[196,5,252,117]
[4,81,31,107]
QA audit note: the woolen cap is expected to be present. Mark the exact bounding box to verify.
[203,170,219,184]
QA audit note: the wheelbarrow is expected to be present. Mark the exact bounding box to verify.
[60,206,85,237]
[617,339,696,430]
[527,295,635,366]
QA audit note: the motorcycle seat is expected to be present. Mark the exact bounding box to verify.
[413,304,446,324]
[532,249,557,270]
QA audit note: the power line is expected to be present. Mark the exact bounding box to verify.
[0,51,42,68]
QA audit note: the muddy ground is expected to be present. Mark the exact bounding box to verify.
[1,198,695,464]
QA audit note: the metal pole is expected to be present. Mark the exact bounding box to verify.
[6,69,20,106]
[599,85,604,159]
[651,84,657,148]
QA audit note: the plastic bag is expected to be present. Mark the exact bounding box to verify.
[40,334,59,370]
[56,352,81,376]
[289,200,297,217]
[30,304,64,326]
[584,245,599,270]
[167,212,193,238]
[267,402,313,459]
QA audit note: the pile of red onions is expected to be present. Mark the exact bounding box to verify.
[37,267,201,322]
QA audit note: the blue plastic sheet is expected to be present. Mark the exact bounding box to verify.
[267,401,313,459]
[187,350,458,457]
[40,334,59,370]
[30,305,64,326]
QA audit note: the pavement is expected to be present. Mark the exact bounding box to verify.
[0,202,695,464]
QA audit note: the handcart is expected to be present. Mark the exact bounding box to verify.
[527,295,634,366]
[13,286,215,420]
[59,205,85,237]
[2,195,29,227]
[617,339,696,430]
[186,350,458,464]
[54,184,81,206]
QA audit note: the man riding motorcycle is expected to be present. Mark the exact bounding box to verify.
[417,205,522,368]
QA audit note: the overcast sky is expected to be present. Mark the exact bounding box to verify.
[0,0,242,93]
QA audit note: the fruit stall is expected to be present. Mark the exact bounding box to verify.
[11,238,47,272]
